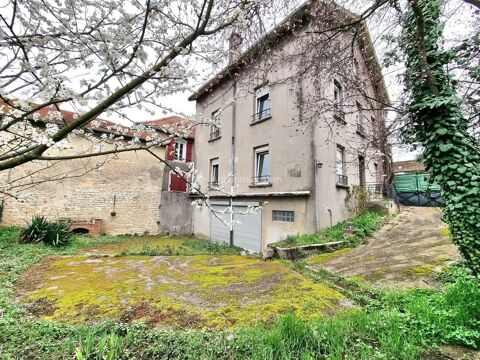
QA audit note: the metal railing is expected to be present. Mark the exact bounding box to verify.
[252,175,271,184]
[208,181,219,188]
[333,105,345,123]
[336,174,349,186]
[251,108,271,123]
[356,122,366,135]
[209,128,221,140]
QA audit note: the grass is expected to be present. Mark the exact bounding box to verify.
[0,226,479,359]
[271,212,388,248]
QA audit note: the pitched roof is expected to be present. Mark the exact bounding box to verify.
[141,115,195,139]
[188,0,389,105]
[1,101,192,142]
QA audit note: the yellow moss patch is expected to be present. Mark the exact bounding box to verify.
[18,255,343,329]
[440,227,451,237]
[307,248,353,265]
[407,265,436,276]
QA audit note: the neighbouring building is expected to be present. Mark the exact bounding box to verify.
[0,108,194,235]
[189,1,391,252]
[393,160,426,174]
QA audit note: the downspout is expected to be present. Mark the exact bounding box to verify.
[229,80,237,246]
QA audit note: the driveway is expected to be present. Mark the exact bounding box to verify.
[308,207,460,288]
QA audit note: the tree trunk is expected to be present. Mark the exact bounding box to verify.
[402,0,480,274]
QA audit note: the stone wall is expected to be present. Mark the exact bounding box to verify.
[158,191,193,234]
[0,137,167,235]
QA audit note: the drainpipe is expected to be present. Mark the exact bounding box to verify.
[229,80,237,246]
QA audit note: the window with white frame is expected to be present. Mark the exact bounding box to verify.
[210,158,219,187]
[174,139,186,161]
[336,145,348,186]
[210,109,221,140]
[253,86,271,122]
[254,146,270,183]
[272,210,294,222]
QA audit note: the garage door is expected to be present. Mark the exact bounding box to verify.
[210,202,262,253]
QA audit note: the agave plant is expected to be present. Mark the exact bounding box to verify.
[20,216,72,246]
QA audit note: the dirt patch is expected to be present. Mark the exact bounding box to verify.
[309,207,461,288]
[16,255,344,329]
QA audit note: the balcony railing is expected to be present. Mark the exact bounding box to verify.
[251,108,271,123]
[209,129,221,140]
[336,174,349,186]
[356,122,366,136]
[333,105,345,123]
[252,175,271,184]
[208,181,219,189]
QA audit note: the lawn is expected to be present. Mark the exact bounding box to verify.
[1,226,479,359]
[270,212,388,248]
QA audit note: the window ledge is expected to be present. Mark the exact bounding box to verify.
[336,183,350,190]
[208,135,221,142]
[250,115,272,126]
[249,182,273,188]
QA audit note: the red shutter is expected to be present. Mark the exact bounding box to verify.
[186,140,193,162]
[170,171,187,192]
[167,138,175,160]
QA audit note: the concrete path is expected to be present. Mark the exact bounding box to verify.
[310,207,461,288]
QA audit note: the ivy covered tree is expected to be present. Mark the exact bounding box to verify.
[401,0,480,273]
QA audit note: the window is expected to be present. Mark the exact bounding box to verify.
[254,146,270,183]
[210,109,221,140]
[174,140,186,161]
[356,102,365,135]
[210,158,219,187]
[371,116,377,140]
[354,57,360,76]
[273,210,294,222]
[252,86,271,122]
[336,145,348,186]
[333,80,345,122]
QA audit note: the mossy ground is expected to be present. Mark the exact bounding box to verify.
[17,254,343,329]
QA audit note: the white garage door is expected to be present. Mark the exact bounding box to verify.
[210,202,262,253]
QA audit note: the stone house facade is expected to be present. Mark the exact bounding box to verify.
[189,1,390,252]
[0,112,194,235]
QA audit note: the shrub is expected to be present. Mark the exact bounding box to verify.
[20,216,72,246]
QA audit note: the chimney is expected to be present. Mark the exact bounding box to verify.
[228,32,243,64]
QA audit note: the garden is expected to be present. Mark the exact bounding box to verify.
[0,214,479,359]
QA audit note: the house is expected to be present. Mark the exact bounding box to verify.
[188,1,390,252]
[393,160,426,174]
[0,107,194,235]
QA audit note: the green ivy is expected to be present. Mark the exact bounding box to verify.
[401,0,480,274]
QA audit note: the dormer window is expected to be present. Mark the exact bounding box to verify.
[252,86,271,123]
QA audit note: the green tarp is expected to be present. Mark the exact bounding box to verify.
[394,173,442,193]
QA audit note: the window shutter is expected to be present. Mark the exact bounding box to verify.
[170,172,187,192]
[186,140,193,162]
[167,138,175,160]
